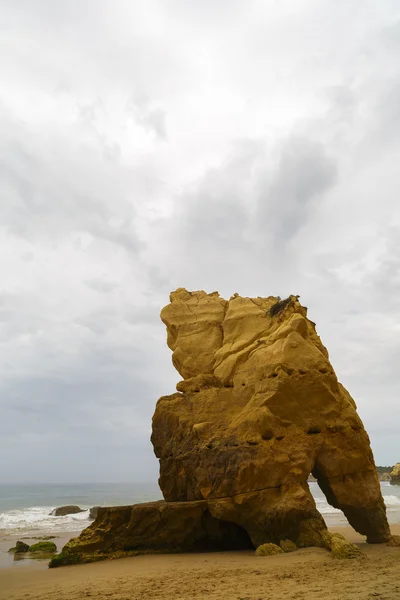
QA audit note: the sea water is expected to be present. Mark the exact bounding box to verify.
[310,481,400,526]
[1,481,400,538]
[0,482,161,538]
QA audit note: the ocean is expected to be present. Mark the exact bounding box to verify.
[0,482,161,538]
[312,481,400,526]
[1,481,400,539]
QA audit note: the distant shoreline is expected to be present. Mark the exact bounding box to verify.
[308,466,394,483]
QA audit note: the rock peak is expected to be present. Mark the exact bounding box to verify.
[160,289,327,384]
[154,289,390,545]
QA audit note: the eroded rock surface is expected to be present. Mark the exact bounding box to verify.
[153,290,389,546]
[51,290,391,566]
[49,501,253,566]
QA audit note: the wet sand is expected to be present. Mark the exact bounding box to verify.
[1,525,400,600]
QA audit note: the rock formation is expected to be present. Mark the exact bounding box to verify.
[8,541,30,554]
[50,290,391,567]
[8,540,57,556]
[390,463,400,485]
[50,505,84,516]
[89,506,100,520]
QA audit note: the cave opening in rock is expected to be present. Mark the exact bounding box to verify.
[193,512,254,551]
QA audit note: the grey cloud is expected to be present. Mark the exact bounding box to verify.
[0,111,141,254]
[164,139,263,261]
[150,134,337,295]
[20,251,35,262]
[372,79,400,145]
[0,323,175,481]
[357,226,400,317]
[2,1,400,483]
[124,306,160,326]
[142,108,166,140]
[256,136,337,245]
[322,86,356,128]
[75,310,119,336]
[384,20,400,51]
[127,97,167,140]
[85,279,120,294]
[162,0,245,22]
[0,291,47,339]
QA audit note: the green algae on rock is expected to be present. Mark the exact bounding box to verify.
[30,541,57,553]
[279,539,297,552]
[256,543,284,556]
[328,534,365,560]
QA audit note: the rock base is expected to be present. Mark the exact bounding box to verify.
[49,501,253,567]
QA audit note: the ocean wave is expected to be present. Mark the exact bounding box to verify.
[312,486,400,515]
[1,485,400,537]
[383,495,400,507]
[0,506,91,536]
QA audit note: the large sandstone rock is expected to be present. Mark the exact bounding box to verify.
[390,463,400,485]
[51,290,391,566]
[152,290,390,546]
[49,501,252,566]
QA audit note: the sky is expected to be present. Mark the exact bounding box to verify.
[1,0,400,483]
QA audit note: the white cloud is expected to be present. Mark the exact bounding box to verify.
[1,0,400,481]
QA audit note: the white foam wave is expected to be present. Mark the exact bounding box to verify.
[313,491,400,514]
[313,498,341,514]
[0,506,91,536]
[1,485,400,537]
[383,495,400,508]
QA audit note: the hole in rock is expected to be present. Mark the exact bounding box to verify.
[270,373,278,378]
[319,368,328,374]
[299,369,307,375]
[194,389,200,393]
[192,512,254,552]
[307,427,321,435]
[241,383,246,386]
[309,467,350,531]
[276,435,285,441]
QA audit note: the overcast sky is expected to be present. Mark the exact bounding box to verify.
[1,0,400,483]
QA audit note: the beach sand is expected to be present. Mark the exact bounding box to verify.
[1,525,400,600]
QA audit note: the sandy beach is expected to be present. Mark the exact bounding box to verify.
[1,525,400,600]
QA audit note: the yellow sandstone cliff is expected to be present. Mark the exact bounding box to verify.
[153,290,389,545]
[50,290,392,566]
